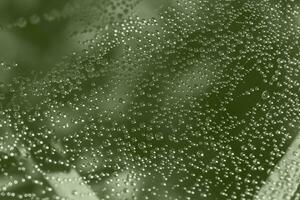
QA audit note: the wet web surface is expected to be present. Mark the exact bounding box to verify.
[0,0,300,199]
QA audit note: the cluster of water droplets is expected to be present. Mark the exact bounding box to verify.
[0,0,300,199]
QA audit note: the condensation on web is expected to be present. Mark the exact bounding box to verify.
[0,0,299,200]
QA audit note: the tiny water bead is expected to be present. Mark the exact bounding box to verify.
[15,18,27,28]
[0,0,299,200]
[0,82,5,90]
[29,15,41,25]
[261,90,270,100]
[0,93,5,101]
